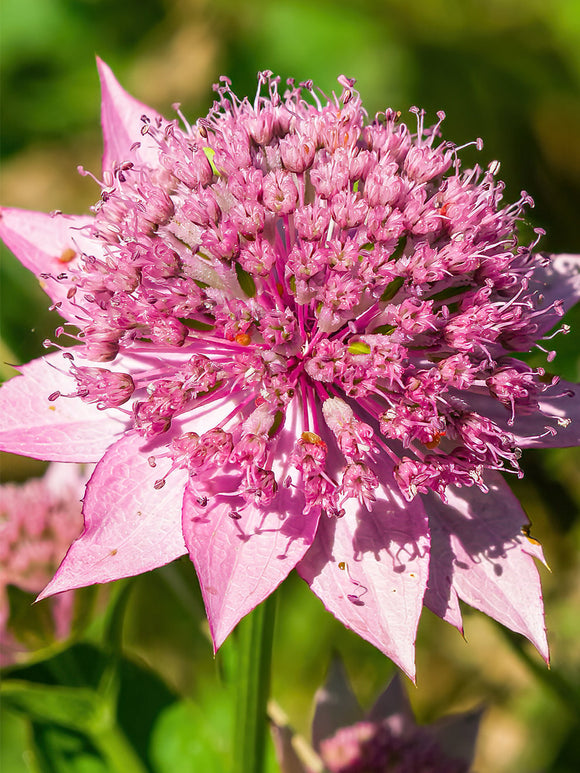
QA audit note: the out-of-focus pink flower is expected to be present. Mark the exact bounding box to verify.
[1,61,579,676]
[0,464,85,664]
[272,658,482,773]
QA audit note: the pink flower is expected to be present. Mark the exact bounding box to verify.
[1,61,579,677]
[0,464,85,664]
[272,657,481,772]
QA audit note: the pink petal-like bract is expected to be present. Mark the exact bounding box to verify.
[425,471,549,661]
[298,456,430,679]
[1,61,578,671]
[311,657,364,752]
[183,402,320,650]
[39,433,188,598]
[97,57,163,170]
[457,380,580,449]
[0,352,127,461]
[531,253,580,336]
[0,208,97,323]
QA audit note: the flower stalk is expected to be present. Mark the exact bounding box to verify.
[233,593,277,773]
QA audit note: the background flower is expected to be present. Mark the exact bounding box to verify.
[272,656,482,772]
[0,463,86,664]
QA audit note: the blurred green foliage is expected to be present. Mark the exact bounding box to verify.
[1,1,580,771]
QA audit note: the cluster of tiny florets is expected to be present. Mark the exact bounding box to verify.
[46,71,565,514]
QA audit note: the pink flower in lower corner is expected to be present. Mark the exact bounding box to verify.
[1,60,579,677]
[272,657,482,773]
[0,464,86,664]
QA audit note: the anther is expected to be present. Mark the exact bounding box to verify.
[235,333,252,346]
[58,248,76,263]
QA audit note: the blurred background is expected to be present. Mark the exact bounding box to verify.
[1,1,580,771]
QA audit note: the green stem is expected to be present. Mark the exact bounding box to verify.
[233,593,277,773]
[93,580,147,773]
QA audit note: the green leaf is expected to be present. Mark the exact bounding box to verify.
[347,341,371,355]
[0,706,36,773]
[370,324,396,335]
[380,276,404,302]
[31,723,109,773]
[1,681,99,731]
[203,146,219,176]
[235,262,257,297]
[268,410,285,438]
[4,641,177,773]
[179,318,215,332]
[426,284,470,302]
[389,236,407,262]
[151,700,231,773]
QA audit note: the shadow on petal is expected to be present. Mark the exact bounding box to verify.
[424,471,549,660]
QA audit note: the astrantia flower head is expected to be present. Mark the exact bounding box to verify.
[0,464,85,664]
[272,657,482,772]
[1,60,579,677]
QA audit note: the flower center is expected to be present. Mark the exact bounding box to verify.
[44,72,566,514]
